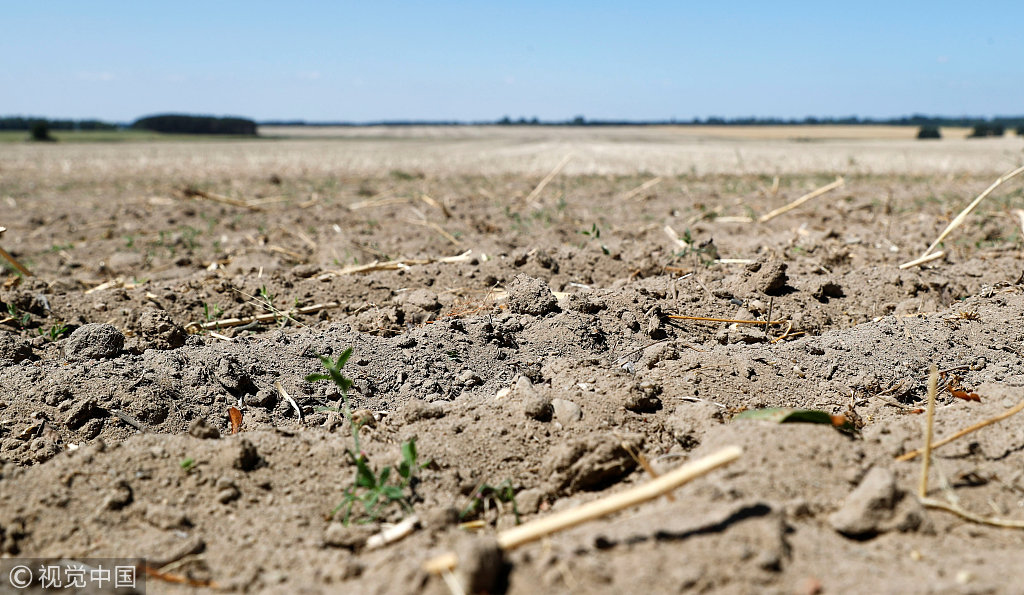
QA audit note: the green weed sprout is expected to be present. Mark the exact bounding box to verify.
[39,323,69,342]
[460,479,521,525]
[306,347,357,448]
[307,348,430,524]
[579,223,610,255]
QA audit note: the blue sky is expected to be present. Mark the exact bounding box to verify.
[3,1,1023,122]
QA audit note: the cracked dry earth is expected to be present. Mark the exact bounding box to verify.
[3,131,1024,593]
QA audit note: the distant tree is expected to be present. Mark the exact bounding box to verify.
[916,125,942,139]
[969,122,1004,138]
[571,115,586,126]
[132,114,257,135]
[30,121,55,142]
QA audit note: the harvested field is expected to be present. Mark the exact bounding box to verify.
[2,127,1024,593]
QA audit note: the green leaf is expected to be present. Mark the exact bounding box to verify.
[355,457,376,488]
[306,373,330,383]
[734,407,833,424]
[378,466,392,484]
[382,486,404,500]
[734,407,855,434]
[402,439,417,467]
[336,347,354,368]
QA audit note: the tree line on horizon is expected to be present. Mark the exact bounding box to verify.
[3,113,1024,137]
[0,114,257,136]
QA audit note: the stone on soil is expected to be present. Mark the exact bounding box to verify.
[829,467,908,538]
[551,398,582,425]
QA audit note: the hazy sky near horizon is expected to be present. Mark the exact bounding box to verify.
[3,1,1023,122]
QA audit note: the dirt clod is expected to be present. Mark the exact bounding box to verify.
[323,523,375,550]
[515,376,552,421]
[543,434,642,493]
[507,274,559,316]
[64,398,98,430]
[63,323,124,360]
[829,467,903,538]
[103,479,133,510]
[144,504,192,530]
[752,260,789,294]
[132,309,187,351]
[188,418,221,440]
[455,536,505,594]
[0,334,33,364]
[231,438,262,471]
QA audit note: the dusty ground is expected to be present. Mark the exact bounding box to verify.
[2,127,1024,593]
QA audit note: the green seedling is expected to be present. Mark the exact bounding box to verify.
[257,285,280,316]
[202,302,223,323]
[38,323,69,342]
[180,458,196,473]
[306,347,357,443]
[331,437,430,524]
[674,228,719,266]
[4,303,31,329]
[578,223,610,255]
[179,225,200,251]
[460,479,520,525]
[307,348,430,524]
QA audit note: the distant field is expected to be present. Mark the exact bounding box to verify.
[1,126,1020,187]
[258,124,977,140]
[0,124,983,145]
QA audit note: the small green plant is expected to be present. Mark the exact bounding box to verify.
[307,348,429,524]
[460,479,521,525]
[179,225,200,251]
[4,303,31,329]
[180,458,196,473]
[258,285,275,308]
[579,223,610,254]
[202,302,223,323]
[332,437,429,524]
[38,323,69,342]
[674,229,719,266]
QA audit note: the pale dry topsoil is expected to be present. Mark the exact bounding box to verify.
[3,147,1024,593]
